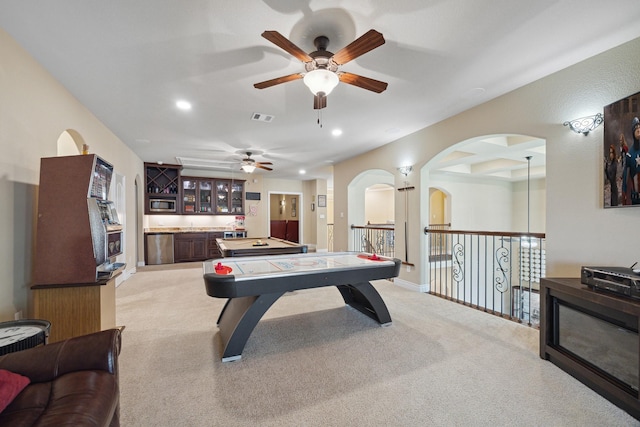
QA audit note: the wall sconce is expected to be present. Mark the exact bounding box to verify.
[398,165,413,176]
[563,113,604,136]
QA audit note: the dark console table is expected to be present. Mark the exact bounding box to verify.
[540,277,640,419]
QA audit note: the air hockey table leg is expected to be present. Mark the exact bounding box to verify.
[337,282,392,325]
[217,291,285,362]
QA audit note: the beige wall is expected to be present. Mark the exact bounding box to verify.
[365,186,394,224]
[269,194,298,220]
[0,29,144,321]
[429,190,446,224]
[334,37,640,286]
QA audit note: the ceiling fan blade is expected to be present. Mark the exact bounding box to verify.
[338,72,388,93]
[261,31,313,63]
[254,73,303,89]
[313,94,327,110]
[256,164,273,171]
[331,29,385,65]
[256,161,273,166]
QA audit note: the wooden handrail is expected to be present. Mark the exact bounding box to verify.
[351,224,395,230]
[424,227,545,238]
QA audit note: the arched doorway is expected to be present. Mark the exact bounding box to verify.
[56,129,85,155]
[421,134,546,232]
[420,133,546,317]
[347,169,394,253]
[428,188,449,226]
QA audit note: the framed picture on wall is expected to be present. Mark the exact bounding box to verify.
[604,90,640,208]
[318,195,326,207]
[291,198,296,217]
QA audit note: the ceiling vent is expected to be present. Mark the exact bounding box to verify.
[251,112,274,123]
[176,157,235,171]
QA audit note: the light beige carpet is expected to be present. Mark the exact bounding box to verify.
[116,265,639,426]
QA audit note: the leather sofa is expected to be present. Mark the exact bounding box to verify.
[0,328,122,426]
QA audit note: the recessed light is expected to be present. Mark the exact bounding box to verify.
[332,129,342,136]
[299,169,306,175]
[176,100,192,111]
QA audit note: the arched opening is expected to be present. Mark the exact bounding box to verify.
[420,133,546,321]
[135,174,143,267]
[56,129,85,156]
[428,188,449,226]
[422,134,546,232]
[347,169,394,253]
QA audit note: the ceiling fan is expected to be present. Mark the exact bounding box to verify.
[240,152,272,173]
[254,29,388,110]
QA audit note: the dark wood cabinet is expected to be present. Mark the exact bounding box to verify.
[145,163,181,215]
[174,233,208,262]
[173,232,227,262]
[540,277,640,420]
[208,232,224,259]
[214,179,245,214]
[181,177,215,214]
[144,166,243,216]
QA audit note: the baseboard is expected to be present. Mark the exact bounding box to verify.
[116,266,137,287]
[393,277,429,292]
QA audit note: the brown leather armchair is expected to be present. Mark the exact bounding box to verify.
[0,328,122,427]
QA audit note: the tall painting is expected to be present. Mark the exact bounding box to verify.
[604,91,640,207]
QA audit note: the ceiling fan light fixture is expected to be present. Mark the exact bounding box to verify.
[241,164,256,173]
[303,69,339,96]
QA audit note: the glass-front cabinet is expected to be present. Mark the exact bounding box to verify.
[181,177,214,214]
[230,181,244,214]
[215,179,245,214]
[199,180,213,213]
[183,177,244,215]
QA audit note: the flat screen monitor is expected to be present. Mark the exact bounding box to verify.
[90,156,113,200]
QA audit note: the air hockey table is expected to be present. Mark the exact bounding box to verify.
[216,236,307,257]
[203,252,401,362]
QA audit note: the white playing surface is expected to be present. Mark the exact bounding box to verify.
[204,252,394,279]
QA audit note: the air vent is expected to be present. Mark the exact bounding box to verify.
[251,112,274,123]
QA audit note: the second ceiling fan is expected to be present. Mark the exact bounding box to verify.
[254,29,388,110]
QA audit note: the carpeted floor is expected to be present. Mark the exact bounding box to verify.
[116,265,639,426]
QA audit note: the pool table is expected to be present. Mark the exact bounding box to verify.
[216,236,307,257]
[203,252,401,361]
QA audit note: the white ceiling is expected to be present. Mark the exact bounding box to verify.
[2,1,639,182]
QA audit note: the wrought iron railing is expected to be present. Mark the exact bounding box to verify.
[427,223,451,259]
[423,227,545,327]
[350,224,395,258]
